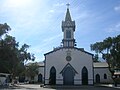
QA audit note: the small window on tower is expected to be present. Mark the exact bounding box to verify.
[66,30,71,38]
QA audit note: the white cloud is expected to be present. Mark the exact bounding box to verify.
[42,34,62,44]
[106,23,120,33]
[2,0,31,8]
[116,23,120,28]
[74,11,90,20]
[114,5,120,12]
[54,3,65,7]
[28,46,47,62]
[0,0,55,44]
[27,33,62,62]
[48,3,66,14]
[49,10,55,13]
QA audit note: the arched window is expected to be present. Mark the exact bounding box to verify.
[38,73,42,83]
[49,66,56,85]
[104,74,107,79]
[96,74,100,83]
[81,66,88,85]
[66,30,71,38]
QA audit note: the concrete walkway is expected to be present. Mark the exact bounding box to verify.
[98,84,120,89]
[44,84,120,89]
[0,84,120,90]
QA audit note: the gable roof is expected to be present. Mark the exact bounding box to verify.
[44,47,93,56]
[60,63,78,74]
[26,62,44,67]
[93,62,108,68]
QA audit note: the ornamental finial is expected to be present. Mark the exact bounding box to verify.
[66,3,70,9]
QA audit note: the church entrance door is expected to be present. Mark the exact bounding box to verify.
[63,67,74,85]
[82,67,88,85]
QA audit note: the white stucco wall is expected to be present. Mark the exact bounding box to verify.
[45,48,93,85]
[94,67,113,83]
[25,63,44,83]
[34,66,44,82]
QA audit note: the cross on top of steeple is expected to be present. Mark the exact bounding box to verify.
[65,3,72,21]
[66,3,70,9]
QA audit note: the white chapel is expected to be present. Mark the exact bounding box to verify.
[26,5,113,85]
[44,6,93,85]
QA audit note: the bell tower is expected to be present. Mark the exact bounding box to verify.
[62,4,76,47]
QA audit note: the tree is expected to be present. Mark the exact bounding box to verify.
[0,23,35,82]
[91,35,120,77]
[93,54,99,62]
[25,63,39,82]
[0,23,11,37]
[19,44,35,63]
[0,35,35,76]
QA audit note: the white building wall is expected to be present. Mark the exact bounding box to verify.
[94,67,113,83]
[25,66,44,83]
[45,49,66,84]
[71,49,93,85]
[34,66,44,82]
[38,66,44,82]
[45,48,93,85]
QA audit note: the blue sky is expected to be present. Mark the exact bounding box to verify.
[0,0,120,62]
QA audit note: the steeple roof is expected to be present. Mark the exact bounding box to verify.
[65,8,72,21]
[62,4,76,32]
